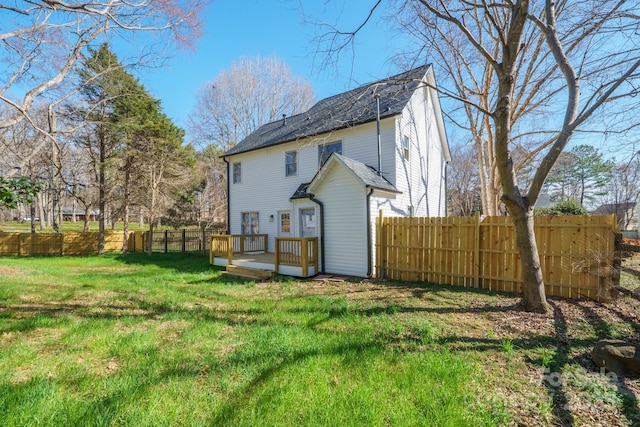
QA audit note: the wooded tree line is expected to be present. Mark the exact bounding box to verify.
[1,34,315,254]
[448,143,640,230]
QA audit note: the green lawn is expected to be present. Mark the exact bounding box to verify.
[0,220,152,233]
[1,253,639,426]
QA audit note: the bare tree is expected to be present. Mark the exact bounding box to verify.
[188,56,315,228]
[318,0,640,312]
[0,0,206,173]
[601,155,640,230]
[188,55,315,150]
[448,144,481,216]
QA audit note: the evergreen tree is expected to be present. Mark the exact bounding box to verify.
[75,43,194,254]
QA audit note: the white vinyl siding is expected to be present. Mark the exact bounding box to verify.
[314,163,368,277]
[226,123,396,252]
[395,85,447,217]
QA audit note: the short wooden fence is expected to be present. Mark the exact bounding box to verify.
[130,228,218,255]
[0,228,219,256]
[0,231,124,256]
[376,213,619,301]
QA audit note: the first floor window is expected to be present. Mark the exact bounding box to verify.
[241,212,259,235]
[233,162,242,184]
[285,151,297,176]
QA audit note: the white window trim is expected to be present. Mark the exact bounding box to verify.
[285,151,297,177]
[232,162,242,184]
[403,135,410,161]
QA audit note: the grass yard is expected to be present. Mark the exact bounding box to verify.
[0,221,152,233]
[1,253,639,426]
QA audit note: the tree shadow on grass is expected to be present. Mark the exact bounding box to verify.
[115,252,215,274]
[4,272,639,425]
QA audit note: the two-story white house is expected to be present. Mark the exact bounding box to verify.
[219,64,451,278]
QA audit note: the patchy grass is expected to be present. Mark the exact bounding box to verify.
[0,253,503,426]
[0,253,639,426]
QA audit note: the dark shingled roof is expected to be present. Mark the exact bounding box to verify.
[592,202,636,215]
[309,153,400,195]
[223,65,430,157]
[290,182,312,200]
[333,154,399,193]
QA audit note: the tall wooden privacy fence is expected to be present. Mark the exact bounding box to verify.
[376,214,619,301]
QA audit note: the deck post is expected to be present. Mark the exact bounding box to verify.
[274,237,280,275]
[301,238,309,277]
[227,235,233,265]
[311,238,318,273]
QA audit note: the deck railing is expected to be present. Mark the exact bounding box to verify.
[210,234,268,265]
[210,235,318,277]
[275,237,318,277]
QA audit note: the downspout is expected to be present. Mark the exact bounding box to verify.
[366,187,375,277]
[309,195,325,273]
[223,157,230,233]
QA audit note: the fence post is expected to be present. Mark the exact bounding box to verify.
[378,210,386,279]
[182,229,186,252]
[164,230,168,253]
[474,212,480,288]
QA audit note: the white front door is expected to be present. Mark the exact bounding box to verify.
[300,208,316,238]
[278,211,291,237]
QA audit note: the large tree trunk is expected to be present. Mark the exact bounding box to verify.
[511,208,550,312]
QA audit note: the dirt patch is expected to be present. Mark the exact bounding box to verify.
[0,267,27,276]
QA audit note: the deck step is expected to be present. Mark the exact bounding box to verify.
[225,265,274,280]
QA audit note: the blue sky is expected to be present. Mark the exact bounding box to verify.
[138,0,411,141]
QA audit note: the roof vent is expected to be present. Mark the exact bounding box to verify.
[282,114,287,125]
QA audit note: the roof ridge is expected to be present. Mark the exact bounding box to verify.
[224,65,431,157]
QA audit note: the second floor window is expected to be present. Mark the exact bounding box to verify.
[232,162,241,184]
[319,141,342,167]
[285,151,297,176]
[403,135,410,161]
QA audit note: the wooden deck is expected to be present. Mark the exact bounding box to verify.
[210,235,318,278]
